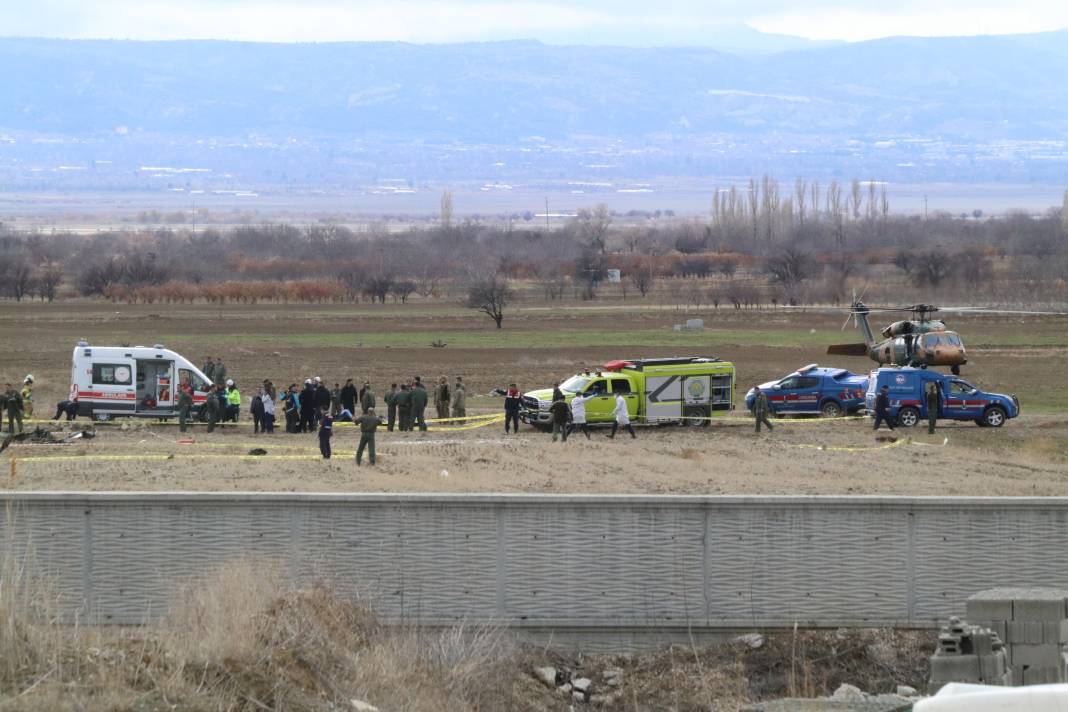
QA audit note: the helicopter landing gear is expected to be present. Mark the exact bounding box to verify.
[951,365,961,376]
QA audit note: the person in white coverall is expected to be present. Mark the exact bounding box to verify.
[568,392,595,439]
[608,393,636,439]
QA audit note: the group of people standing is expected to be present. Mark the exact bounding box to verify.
[544,382,636,442]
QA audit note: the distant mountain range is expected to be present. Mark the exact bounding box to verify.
[1,33,1066,190]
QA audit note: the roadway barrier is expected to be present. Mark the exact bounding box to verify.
[4,493,1067,650]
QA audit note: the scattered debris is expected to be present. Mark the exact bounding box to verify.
[430,340,447,348]
[247,448,268,456]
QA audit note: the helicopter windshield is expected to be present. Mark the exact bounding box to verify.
[947,333,962,346]
[560,375,591,393]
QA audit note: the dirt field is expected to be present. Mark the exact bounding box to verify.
[2,300,1065,495]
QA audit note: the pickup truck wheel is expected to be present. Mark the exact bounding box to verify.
[683,405,710,427]
[819,400,842,418]
[983,406,1007,428]
[896,406,920,428]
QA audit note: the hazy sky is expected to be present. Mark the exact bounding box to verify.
[3,0,1066,44]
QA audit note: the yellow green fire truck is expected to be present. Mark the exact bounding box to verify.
[520,357,736,427]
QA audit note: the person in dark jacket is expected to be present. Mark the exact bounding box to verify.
[51,398,79,421]
[340,379,358,414]
[873,385,895,431]
[315,379,331,419]
[355,407,381,466]
[204,384,221,433]
[925,381,941,434]
[410,380,428,432]
[752,385,773,433]
[299,380,317,432]
[284,384,300,433]
[504,383,521,434]
[549,395,570,442]
[434,377,450,420]
[330,382,342,417]
[250,389,265,434]
[395,384,413,431]
[318,411,334,459]
[384,383,398,431]
[551,381,564,403]
[360,383,376,414]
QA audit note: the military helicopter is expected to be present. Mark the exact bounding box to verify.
[827,301,1060,375]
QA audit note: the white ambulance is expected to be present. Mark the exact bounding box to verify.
[70,340,214,420]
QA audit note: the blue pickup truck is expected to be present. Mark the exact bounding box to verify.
[865,367,1019,427]
[745,364,869,417]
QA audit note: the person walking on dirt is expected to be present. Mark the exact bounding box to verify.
[504,383,522,434]
[451,377,466,425]
[396,384,413,431]
[752,385,774,433]
[608,393,636,439]
[177,384,193,433]
[361,382,376,414]
[261,386,276,434]
[925,381,940,434]
[341,379,358,415]
[411,378,428,431]
[3,383,24,434]
[204,384,221,433]
[873,385,895,432]
[318,410,335,459]
[356,407,381,466]
[434,376,450,420]
[384,383,398,431]
[568,391,594,439]
[314,378,330,425]
[549,394,570,442]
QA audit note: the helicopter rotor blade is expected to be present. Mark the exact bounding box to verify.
[841,312,853,331]
[934,307,1068,315]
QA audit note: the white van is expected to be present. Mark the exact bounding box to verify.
[70,340,214,420]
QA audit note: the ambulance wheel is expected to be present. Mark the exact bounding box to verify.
[819,400,842,418]
[896,406,920,428]
[983,406,1006,428]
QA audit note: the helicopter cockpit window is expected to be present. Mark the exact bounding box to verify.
[947,334,962,346]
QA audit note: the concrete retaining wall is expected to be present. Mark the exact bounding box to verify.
[3,493,1068,648]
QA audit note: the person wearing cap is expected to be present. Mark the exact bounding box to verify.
[355,407,381,466]
[3,383,24,434]
[410,377,428,432]
[395,383,413,431]
[383,383,398,431]
[204,384,221,433]
[360,382,376,414]
[451,377,466,425]
[752,384,773,433]
[434,376,450,420]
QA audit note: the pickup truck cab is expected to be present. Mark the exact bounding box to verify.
[521,356,735,427]
[865,367,1019,428]
[744,364,868,417]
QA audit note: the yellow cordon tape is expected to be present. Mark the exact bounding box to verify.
[23,412,503,429]
[796,437,911,453]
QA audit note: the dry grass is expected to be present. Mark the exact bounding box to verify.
[0,555,524,712]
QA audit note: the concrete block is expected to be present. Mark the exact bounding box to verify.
[967,593,1014,622]
[970,631,998,655]
[1061,652,1068,682]
[930,654,983,682]
[980,651,1007,681]
[1009,643,1062,669]
[1059,619,1068,644]
[1015,597,1067,622]
[1011,665,1023,686]
[1008,620,1044,644]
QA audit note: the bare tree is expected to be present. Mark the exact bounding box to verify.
[389,280,417,303]
[1062,189,1068,232]
[36,263,63,302]
[571,204,612,255]
[630,268,654,298]
[747,178,759,243]
[10,258,33,301]
[795,177,807,227]
[809,181,820,222]
[466,276,512,329]
[850,179,862,221]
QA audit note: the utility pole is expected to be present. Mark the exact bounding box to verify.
[545,197,550,229]
[923,194,928,221]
